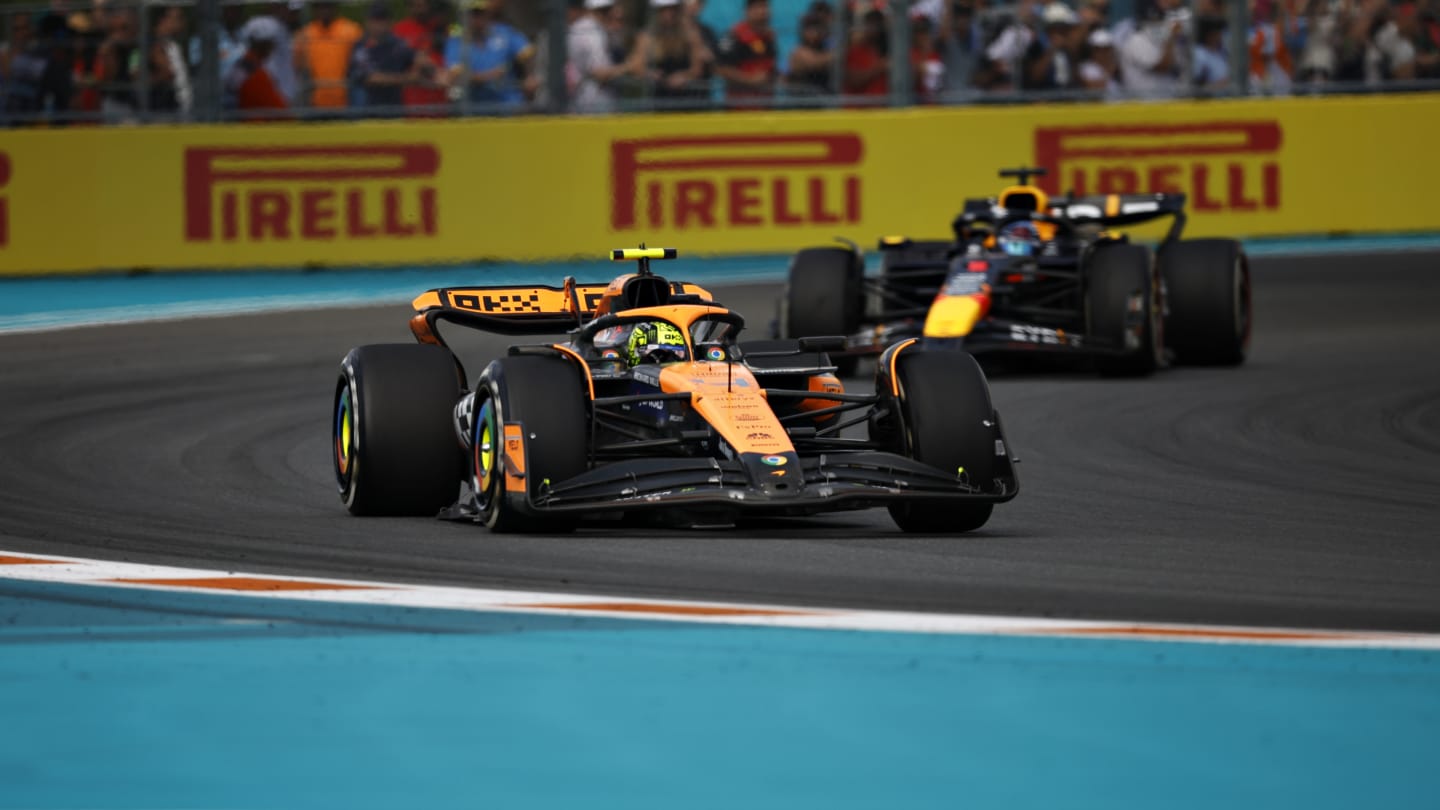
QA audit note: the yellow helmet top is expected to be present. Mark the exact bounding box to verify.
[627,322,688,365]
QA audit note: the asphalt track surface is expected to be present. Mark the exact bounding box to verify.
[2,252,1438,633]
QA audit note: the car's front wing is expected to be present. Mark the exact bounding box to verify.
[524,451,1017,517]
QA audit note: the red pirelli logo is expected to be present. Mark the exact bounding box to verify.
[1034,122,1283,212]
[184,144,440,243]
[611,134,864,231]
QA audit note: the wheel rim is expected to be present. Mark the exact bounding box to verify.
[474,396,499,512]
[334,383,355,491]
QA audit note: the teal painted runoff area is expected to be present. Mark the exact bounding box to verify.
[1,579,1437,809]
[3,234,1439,333]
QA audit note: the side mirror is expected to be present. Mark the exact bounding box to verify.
[798,336,846,353]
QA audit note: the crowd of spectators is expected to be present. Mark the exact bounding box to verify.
[0,0,1437,121]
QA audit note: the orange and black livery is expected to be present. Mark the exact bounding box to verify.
[333,247,1019,533]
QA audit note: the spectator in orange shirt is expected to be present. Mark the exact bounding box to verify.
[1249,0,1294,91]
[295,0,362,108]
[227,29,288,117]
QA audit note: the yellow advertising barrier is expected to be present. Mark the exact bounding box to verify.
[1,92,1437,275]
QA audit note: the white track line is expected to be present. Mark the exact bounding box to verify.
[0,293,414,336]
[4,550,1438,649]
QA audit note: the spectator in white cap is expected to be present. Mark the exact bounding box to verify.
[237,2,297,102]
[596,0,632,67]
[1022,1,1082,90]
[531,0,625,112]
[1078,26,1122,96]
[225,22,288,115]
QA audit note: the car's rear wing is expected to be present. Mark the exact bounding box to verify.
[408,277,713,345]
[958,192,1188,242]
[412,281,609,337]
[1054,192,1188,231]
[408,247,715,345]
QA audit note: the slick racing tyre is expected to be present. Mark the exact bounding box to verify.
[881,350,996,533]
[335,344,465,516]
[472,355,588,533]
[1161,238,1251,366]
[1087,243,1163,377]
[781,246,862,375]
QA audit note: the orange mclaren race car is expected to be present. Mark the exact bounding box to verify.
[333,249,1019,533]
[777,167,1251,376]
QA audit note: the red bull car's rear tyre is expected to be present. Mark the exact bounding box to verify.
[335,344,465,516]
[473,355,588,533]
[1161,239,1251,366]
[1088,244,1163,377]
[782,247,863,376]
[883,351,997,533]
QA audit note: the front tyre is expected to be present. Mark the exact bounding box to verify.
[473,355,588,533]
[879,350,997,533]
[335,344,465,516]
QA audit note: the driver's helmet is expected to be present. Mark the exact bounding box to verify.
[626,321,689,366]
[997,221,1041,257]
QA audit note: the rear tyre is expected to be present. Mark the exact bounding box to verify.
[335,344,465,516]
[1161,239,1251,366]
[781,247,863,376]
[473,355,588,533]
[1087,244,1162,377]
[880,350,997,533]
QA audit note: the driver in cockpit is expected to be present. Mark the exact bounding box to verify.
[625,321,689,366]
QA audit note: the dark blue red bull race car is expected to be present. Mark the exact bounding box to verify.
[777,167,1252,376]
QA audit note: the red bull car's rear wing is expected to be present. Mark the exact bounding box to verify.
[957,191,1189,242]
